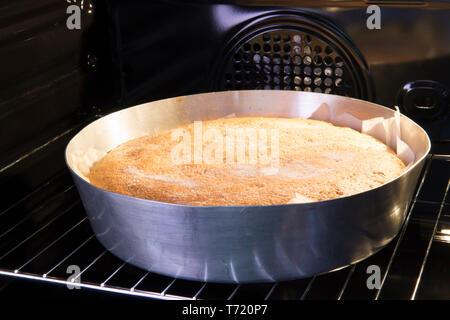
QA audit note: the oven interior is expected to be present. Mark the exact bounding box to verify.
[0,0,449,300]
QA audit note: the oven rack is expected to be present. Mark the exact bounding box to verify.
[0,151,449,300]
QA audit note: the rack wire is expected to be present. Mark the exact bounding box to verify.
[0,152,448,300]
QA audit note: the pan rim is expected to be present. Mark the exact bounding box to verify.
[65,90,431,209]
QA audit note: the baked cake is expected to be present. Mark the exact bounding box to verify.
[88,117,405,206]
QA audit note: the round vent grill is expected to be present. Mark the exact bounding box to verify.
[215,16,371,99]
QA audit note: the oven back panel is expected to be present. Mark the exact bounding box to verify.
[107,0,450,140]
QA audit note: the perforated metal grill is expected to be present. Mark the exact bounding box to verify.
[221,29,357,97]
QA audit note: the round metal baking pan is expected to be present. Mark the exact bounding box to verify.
[65,90,430,283]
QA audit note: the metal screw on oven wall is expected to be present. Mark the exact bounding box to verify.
[87,54,98,68]
[66,0,94,14]
[366,265,381,290]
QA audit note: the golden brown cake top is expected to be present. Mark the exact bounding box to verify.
[88,117,405,206]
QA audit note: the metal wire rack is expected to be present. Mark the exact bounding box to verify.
[0,149,449,300]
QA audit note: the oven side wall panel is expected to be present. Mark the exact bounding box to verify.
[0,0,112,211]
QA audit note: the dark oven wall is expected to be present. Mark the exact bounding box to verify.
[0,0,113,212]
[107,0,450,141]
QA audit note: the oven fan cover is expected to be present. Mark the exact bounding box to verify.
[215,13,372,100]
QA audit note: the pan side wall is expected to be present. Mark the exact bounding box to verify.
[72,158,424,283]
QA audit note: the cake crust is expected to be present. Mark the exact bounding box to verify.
[88,117,405,206]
